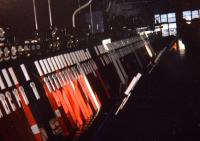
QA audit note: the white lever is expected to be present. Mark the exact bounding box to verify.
[12,89,21,108]
[43,77,53,93]
[83,75,100,112]
[80,50,86,61]
[5,91,16,112]
[64,54,71,66]
[94,46,100,56]
[34,61,44,77]
[18,86,29,105]
[72,52,79,64]
[1,69,13,87]
[57,56,65,69]
[43,59,52,73]
[54,56,62,69]
[75,51,81,62]
[60,55,67,67]
[20,64,31,81]
[30,82,40,100]
[0,75,6,90]
[69,53,76,65]
[8,67,19,85]
[124,73,142,95]
[52,74,61,89]
[39,60,48,75]
[67,53,74,65]
[0,108,3,118]
[86,49,91,59]
[0,94,11,115]
[51,57,59,70]
[47,58,55,72]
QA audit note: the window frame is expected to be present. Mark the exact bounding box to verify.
[154,12,177,37]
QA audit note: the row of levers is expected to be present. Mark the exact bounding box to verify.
[0,0,196,141]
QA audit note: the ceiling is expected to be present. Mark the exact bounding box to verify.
[0,0,199,38]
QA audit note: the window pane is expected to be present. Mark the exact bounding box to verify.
[161,14,168,23]
[183,11,192,21]
[168,13,176,22]
[161,24,169,37]
[154,14,160,24]
[192,10,199,19]
[169,23,177,36]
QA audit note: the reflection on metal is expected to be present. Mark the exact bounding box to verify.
[171,42,178,51]
[139,33,155,61]
[102,39,111,51]
[170,39,186,56]
[115,73,142,115]
[178,40,186,51]
[154,47,167,64]
[186,21,191,24]
[145,44,153,58]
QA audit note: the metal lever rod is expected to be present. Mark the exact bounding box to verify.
[32,0,39,30]
[47,0,53,27]
[115,73,142,115]
[89,4,94,34]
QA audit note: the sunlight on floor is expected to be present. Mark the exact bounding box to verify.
[178,39,186,56]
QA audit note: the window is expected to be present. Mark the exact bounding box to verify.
[169,23,177,36]
[154,14,160,24]
[161,14,168,23]
[192,10,199,19]
[183,11,192,21]
[162,24,169,37]
[168,13,176,22]
[182,10,200,23]
[154,12,177,37]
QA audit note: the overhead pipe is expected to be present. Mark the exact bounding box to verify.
[72,0,93,28]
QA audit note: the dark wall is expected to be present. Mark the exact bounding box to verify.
[1,0,199,39]
[0,0,80,39]
[151,0,200,14]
